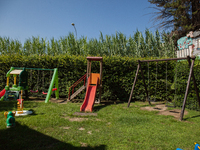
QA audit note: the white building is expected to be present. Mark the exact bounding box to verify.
[177,31,200,58]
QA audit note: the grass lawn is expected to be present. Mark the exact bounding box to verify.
[1,99,200,150]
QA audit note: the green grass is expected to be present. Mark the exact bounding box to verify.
[1,100,200,150]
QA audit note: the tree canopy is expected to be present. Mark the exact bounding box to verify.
[149,0,200,39]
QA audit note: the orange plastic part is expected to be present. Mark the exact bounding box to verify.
[90,73,100,85]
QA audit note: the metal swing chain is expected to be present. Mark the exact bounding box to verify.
[154,62,158,101]
[30,70,32,84]
[43,70,45,91]
[148,62,150,101]
[166,61,168,101]
[36,70,39,90]
[174,60,178,102]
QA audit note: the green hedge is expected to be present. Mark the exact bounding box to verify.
[0,54,199,110]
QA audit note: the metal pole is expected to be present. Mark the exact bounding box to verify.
[71,23,77,40]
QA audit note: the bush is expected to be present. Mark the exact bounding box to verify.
[0,54,199,110]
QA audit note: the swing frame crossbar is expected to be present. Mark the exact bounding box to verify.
[127,56,200,121]
[13,67,54,71]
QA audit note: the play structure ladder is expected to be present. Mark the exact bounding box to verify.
[4,90,20,101]
[68,74,87,101]
[69,85,86,100]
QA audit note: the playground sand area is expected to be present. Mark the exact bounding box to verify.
[140,103,188,120]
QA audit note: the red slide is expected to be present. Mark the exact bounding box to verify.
[0,89,6,97]
[80,76,99,112]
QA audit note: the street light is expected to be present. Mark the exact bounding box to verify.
[71,23,77,40]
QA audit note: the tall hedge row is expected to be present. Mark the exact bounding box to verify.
[0,54,199,110]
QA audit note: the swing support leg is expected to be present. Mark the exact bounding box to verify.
[180,57,195,121]
[127,60,151,107]
[127,63,140,107]
[187,56,200,107]
[45,68,59,103]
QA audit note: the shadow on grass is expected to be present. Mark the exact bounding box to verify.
[0,122,106,150]
[93,101,125,112]
[183,115,200,120]
[0,101,40,116]
[0,101,18,112]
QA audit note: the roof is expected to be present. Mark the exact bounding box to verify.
[187,31,200,38]
[86,57,103,61]
[10,70,23,75]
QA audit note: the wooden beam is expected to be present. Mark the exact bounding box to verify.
[179,58,195,121]
[127,63,140,107]
[186,56,200,107]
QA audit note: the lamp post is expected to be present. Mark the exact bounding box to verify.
[71,23,77,40]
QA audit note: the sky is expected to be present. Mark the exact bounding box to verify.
[0,0,160,44]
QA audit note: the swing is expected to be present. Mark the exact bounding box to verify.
[30,70,39,93]
[147,62,157,102]
[165,61,176,108]
[42,71,57,95]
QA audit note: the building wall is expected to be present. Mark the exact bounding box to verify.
[177,47,192,58]
[193,37,200,56]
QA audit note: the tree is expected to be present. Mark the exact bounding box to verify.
[149,0,200,39]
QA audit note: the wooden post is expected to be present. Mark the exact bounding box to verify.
[179,58,195,121]
[98,60,103,103]
[127,63,140,107]
[87,60,89,80]
[187,56,200,107]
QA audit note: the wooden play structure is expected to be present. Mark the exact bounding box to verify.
[0,67,59,103]
[127,56,200,121]
[68,57,103,112]
[177,30,200,58]
[80,57,103,111]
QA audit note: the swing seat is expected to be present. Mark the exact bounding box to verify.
[42,88,57,95]
[30,90,38,93]
[42,92,47,95]
[52,88,57,91]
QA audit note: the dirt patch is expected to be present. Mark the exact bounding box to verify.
[140,104,188,119]
[62,126,70,129]
[73,112,97,116]
[79,142,87,147]
[141,104,167,111]
[27,97,68,103]
[62,116,88,122]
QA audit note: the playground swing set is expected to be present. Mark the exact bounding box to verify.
[146,60,178,107]
[127,56,200,121]
[0,67,59,103]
